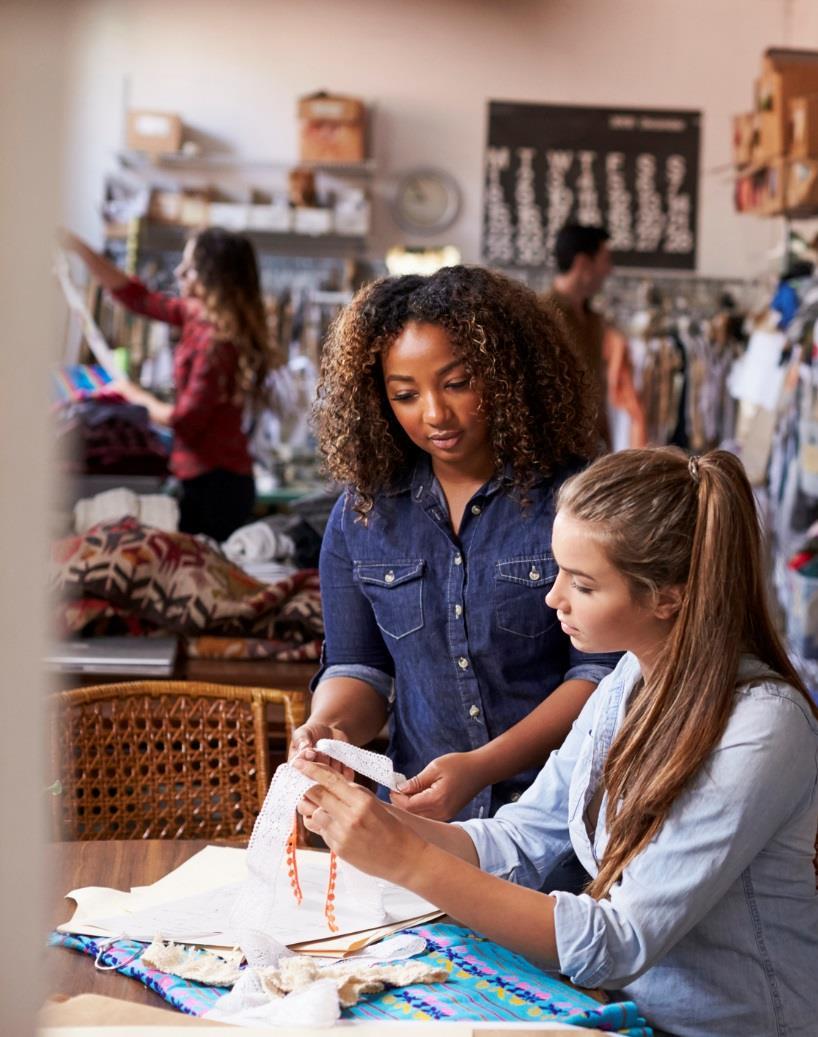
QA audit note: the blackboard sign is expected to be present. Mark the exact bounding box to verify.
[483,101,701,271]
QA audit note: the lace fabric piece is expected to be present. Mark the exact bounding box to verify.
[235,927,294,969]
[202,951,447,1027]
[89,742,427,950]
[259,954,448,1008]
[314,739,406,790]
[141,938,244,987]
[231,740,409,938]
[204,972,341,1028]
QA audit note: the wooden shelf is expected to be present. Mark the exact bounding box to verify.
[105,219,368,258]
[117,150,376,178]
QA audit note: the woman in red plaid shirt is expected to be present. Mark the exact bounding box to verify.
[62,227,280,541]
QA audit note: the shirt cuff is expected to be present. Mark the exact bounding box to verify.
[563,662,615,685]
[311,663,395,704]
[552,889,613,988]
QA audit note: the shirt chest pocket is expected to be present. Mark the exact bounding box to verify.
[354,560,425,640]
[494,555,557,638]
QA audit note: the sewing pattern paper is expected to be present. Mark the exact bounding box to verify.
[60,742,435,951]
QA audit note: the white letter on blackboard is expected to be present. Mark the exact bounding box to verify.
[577,152,602,225]
[635,154,665,252]
[664,155,694,254]
[605,153,633,251]
[515,148,546,265]
[545,150,575,257]
[484,147,515,264]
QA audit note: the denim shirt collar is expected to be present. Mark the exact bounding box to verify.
[395,454,543,506]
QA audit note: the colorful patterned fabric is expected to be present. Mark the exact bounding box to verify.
[49,933,225,1016]
[52,517,323,643]
[49,924,652,1034]
[185,634,321,662]
[51,364,113,404]
[54,595,159,638]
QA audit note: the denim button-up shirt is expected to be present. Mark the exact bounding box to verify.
[313,456,619,820]
[458,653,818,1036]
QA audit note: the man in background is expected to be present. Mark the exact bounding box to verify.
[544,224,613,448]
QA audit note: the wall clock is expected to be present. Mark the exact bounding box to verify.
[392,168,462,234]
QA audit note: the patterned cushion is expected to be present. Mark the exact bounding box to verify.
[53,517,323,643]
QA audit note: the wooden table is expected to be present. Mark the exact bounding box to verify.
[48,841,610,1034]
[49,839,220,1009]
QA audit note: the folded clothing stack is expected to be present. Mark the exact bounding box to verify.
[74,488,179,534]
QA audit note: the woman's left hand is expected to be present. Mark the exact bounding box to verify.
[389,751,486,821]
[293,758,427,886]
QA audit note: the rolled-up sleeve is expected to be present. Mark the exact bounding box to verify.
[312,495,394,700]
[456,688,601,886]
[564,644,622,685]
[553,688,818,989]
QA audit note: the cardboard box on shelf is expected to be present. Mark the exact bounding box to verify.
[732,112,757,167]
[735,161,786,216]
[298,91,366,164]
[752,109,787,164]
[754,49,818,160]
[178,188,213,227]
[334,193,370,236]
[787,158,818,215]
[208,201,250,231]
[789,94,818,159]
[126,109,183,155]
[247,202,292,232]
[148,188,183,224]
[760,159,787,215]
[293,206,333,235]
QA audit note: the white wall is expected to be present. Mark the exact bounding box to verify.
[0,3,68,1034]
[65,0,818,279]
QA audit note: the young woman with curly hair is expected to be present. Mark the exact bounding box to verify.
[292,265,620,824]
[62,227,280,540]
[297,448,818,1037]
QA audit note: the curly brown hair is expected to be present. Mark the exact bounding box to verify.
[314,264,599,516]
[191,227,283,411]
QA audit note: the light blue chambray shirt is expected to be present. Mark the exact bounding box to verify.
[456,652,818,1037]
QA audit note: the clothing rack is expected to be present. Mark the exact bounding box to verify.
[603,279,752,452]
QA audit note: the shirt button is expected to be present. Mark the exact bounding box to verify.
[509,791,521,802]
[454,604,463,618]
[469,704,481,718]
[384,570,395,584]
[458,656,470,670]
[454,553,462,566]
[529,567,541,581]
[470,504,481,515]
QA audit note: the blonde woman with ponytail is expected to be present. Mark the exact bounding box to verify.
[294,447,818,1037]
[61,227,281,541]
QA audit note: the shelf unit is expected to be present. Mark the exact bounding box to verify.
[103,148,376,271]
[116,149,376,177]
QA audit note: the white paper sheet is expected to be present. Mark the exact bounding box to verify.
[59,845,436,948]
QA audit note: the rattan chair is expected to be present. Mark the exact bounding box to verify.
[50,681,306,841]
